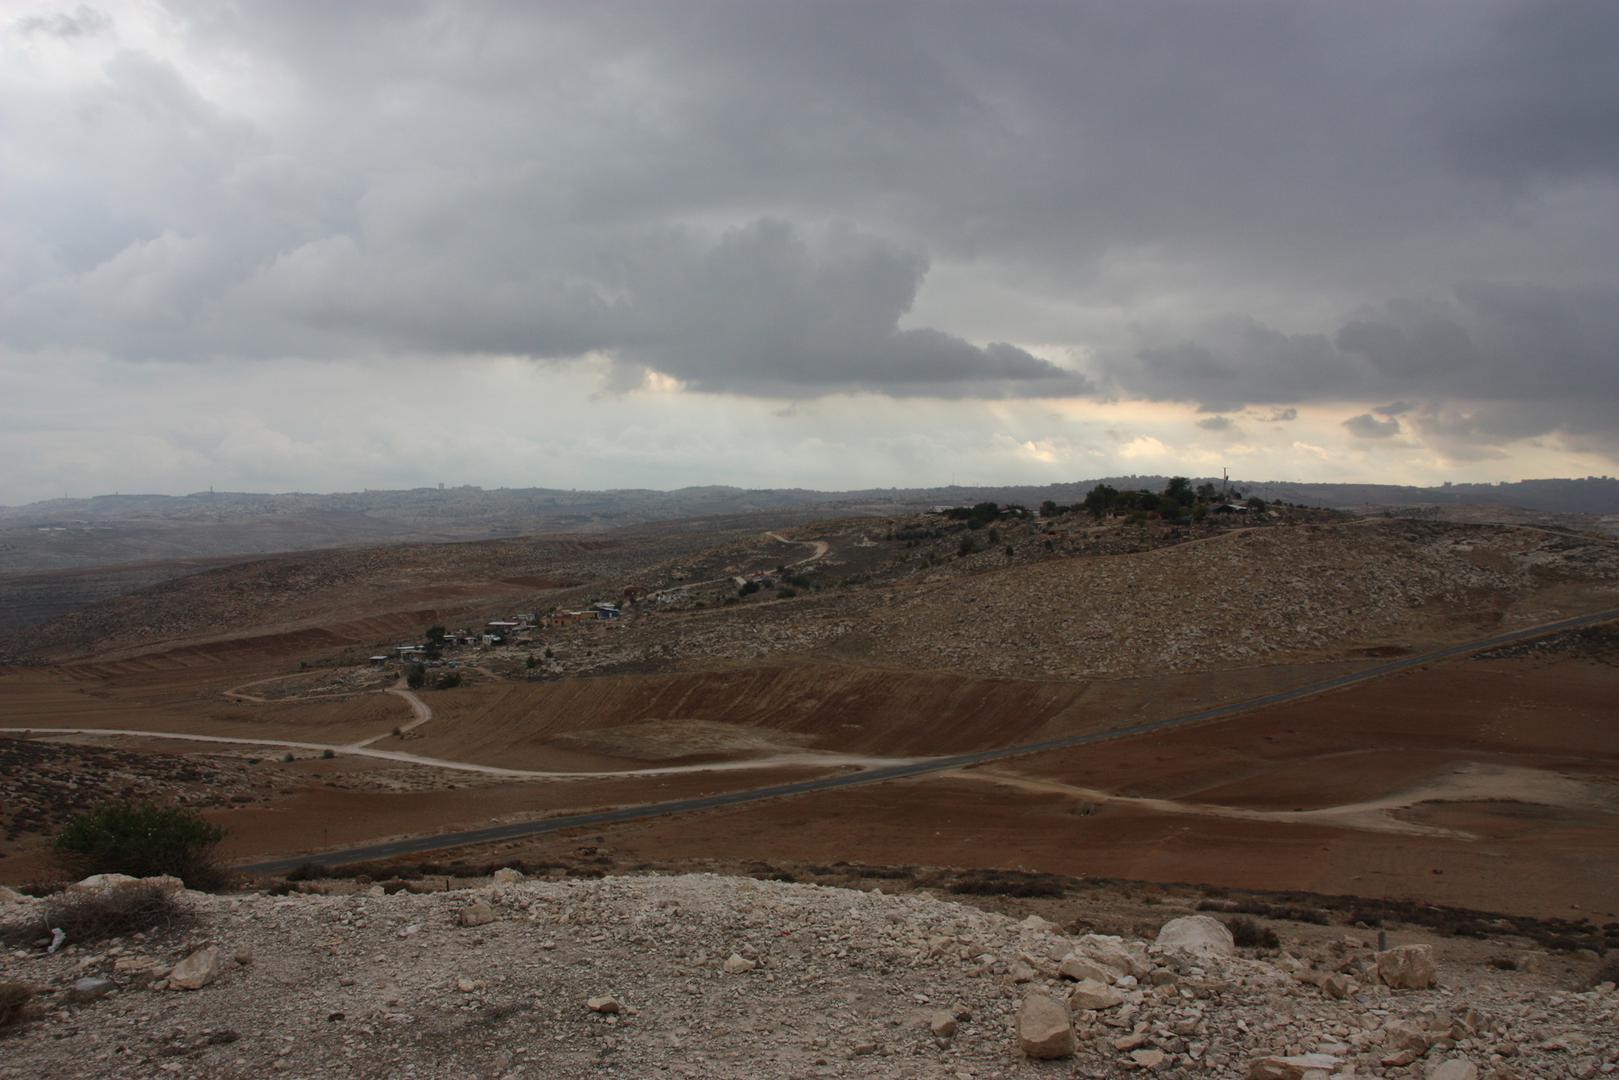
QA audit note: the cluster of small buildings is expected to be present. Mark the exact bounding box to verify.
[368,600,625,667]
[538,601,621,625]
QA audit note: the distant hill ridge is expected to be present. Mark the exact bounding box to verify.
[5,475,1619,523]
[2,476,1616,578]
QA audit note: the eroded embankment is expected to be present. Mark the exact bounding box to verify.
[400,663,1101,768]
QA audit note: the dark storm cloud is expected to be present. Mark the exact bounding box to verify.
[1343,413,1402,440]
[1103,283,1619,452]
[615,220,1088,397]
[1,1,1617,426]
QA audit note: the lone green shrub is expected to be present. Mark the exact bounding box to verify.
[54,801,227,890]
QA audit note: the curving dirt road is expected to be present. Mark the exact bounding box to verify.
[651,531,829,600]
[350,681,434,748]
[764,531,830,567]
[941,764,1599,838]
[234,604,1619,874]
[0,723,916,780]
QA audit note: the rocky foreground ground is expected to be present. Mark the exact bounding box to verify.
[3,874,1617,1079]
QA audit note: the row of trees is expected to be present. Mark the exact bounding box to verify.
[940,501,1029,529]
[1042,478,1263,522]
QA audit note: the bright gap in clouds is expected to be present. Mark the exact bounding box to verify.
[2,350,1610,505]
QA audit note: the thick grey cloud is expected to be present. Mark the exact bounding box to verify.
[1,1,1617,465]
[1343,413,1402,440]
[1102,283,1619,454]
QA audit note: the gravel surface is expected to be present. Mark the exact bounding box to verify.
[3,874,1616,1078]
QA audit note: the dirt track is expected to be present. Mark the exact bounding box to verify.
[533,653,1619,919]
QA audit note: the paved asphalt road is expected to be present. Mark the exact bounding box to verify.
[241,606,1619,876]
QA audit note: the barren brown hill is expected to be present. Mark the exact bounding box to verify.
[0,522,781,663]
[859,519,1619,678]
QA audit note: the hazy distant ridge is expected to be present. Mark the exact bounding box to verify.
[2,476,1616,579]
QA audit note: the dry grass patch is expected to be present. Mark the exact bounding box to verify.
[0,881,191,949]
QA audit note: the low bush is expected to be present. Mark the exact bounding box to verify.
[1,881,189,949]
[1196,898,1330,926]
[54,801,227,891]
[949,870,1066,899]
[1225,916,1280,949]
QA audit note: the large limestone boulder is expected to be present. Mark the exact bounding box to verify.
[71,873,140,891]
[456,902,497,927]
[70,873,184,894]
[168,946,222,991]
[1070,933,1150,978]
[1376,944,1437,989]
[1247,1053,1342,1079]
[1427,1061,1479,1080]
[1066,978,1125,1010]
[1156,915,1236,957]
[67,977,113,1004]
[1058,952,1114,983]
[1017,990,1074,1059]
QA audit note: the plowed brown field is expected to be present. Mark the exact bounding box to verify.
[470,652,1618,920]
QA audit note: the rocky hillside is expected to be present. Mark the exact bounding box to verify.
[2,874,1614,1078]
[862,520,1619,678]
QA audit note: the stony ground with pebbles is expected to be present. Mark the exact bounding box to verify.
[3,873,1617,1079]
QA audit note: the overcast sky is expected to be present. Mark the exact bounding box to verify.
[3,1,1617,504]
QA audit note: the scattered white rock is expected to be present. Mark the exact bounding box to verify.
[0,873,1611,1080]
[456,902,496,928]
[1156,914,1236,957]
[67,976,113,1004]
[1247,1052,1342,1079]
[1066,978,1124,1011]
[1017,990,1074,1059]
[1130,1047,1167,1069]
[1057,952,1113,983]
[167,946,222,991]
[1377,944,1438,989]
